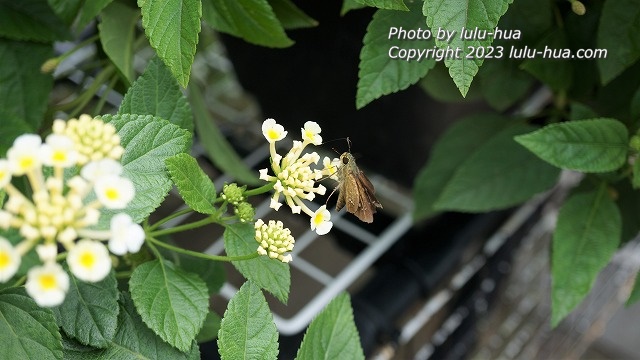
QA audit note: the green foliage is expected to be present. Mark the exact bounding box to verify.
[98,1,138,84]
[224,223,291,303]
[0,288,62,359]
[166,153,218,214]
[296,293,365,360]
[357,0,434,109]
[202,0,293,48]
[354,0,408,11]
[268,0,318,29]
[597,0,640,84]
[129,259,209,352]
[139,0,202,87]
[217,281,279,359]
[0,0,70,42]
[100,114,192,227]
[515,119,629,173]
[52,271,119,348]
[551,185,621,326]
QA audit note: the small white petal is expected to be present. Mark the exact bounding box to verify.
[108,213,145,255]
[0,160,12,188]
[25,263,69,307]
[67,240,112,282]
[0,238,21,282]
[261,118,287,143]
[36,244,57,263]
[94,176,135,209]
[81,159,123,182]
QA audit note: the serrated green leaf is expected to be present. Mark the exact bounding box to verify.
[269,0,317,29]
[434,123,560,212]
[99,114,192,228]
[414,114,514,220]
[0,40,53,155]
[520,29,572,92]
[76,0,114,31]
[224,223,290,303]
[0,287,63,359]
[53,271,119,348]
[61,333,105,360]
[102,292,200,359]
[0,0,70,42]
[357,1,434,109]
[139,0,201,87]
[354,0,407,10]
[202,0,293,48]
[165,248,226,295]
[419,62,482,102]
[296,293,364,360]
[196,311,222,343]
[119,56,194,133]
[98,1,137,84]
[515,118,628,173]
[551,185,621,326]
[423,0,513,96]
[597,0,640,85]
[217,281,278,360]
[129,259,209,352]
[165,153,217,214]
[189,83,259,185]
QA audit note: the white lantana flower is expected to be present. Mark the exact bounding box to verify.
[301,121,322,145]
[25,263,69,307]
[80,158,123,182]
[7,134,42,175]
[0,237,21,282]
[254,219,295,263]
[40,134,78,168]
[52,115,124,165]
[311,205,333,235]
[94,176,135,209]
[67,240,112,282]
[108,213,145,255]
[36,243,58,263]
[262,118,287,143]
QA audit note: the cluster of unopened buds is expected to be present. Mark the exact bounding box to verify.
[0,114,144,307]
[255,119,340,263]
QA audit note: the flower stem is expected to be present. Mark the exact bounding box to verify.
[244,182,274,197]
[148,215,218,237]
[147,207,195,231]
[146,236,259,262]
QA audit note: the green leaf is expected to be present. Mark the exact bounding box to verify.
[514,118,628,173]
[47,0,83,25]
[570,102,598,121]
[129,259,209,352]
[224,223,290,303]
[631,85,640,120]
[419,62,482,102]
[217,281,278,360]
[627,271,640,306]
[551,185,621,326]
[0,287,63,359]
[53,271,119,348]
[414,114,515,220]
[0,40,53,154]
[202,0,293,48]
[423,0,513,96]
[479,58,532,111]
[102,293,200,359]
[100,114,191,227]
[269,0,317,29]
[520,29,572,92]
[61,333,105,359]
[196,311,222,343]
[98,1,138,84]
[119,56,194,133]
[166,248,226,295]
[0,0,70,42]
[76,0,114,31]
[341,0,367,15]
[434,123,560,212]
[615,180,640,243]
[189,83,260,185]
[597,0,640,85]
[165,153,217,214]
[139,0,202,87]
[296,293,364,360]
[354,0,407,10]
[357,1,434,109]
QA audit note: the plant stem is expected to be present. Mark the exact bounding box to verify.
[148,207,195,231]
[148,215,218,237]
[147,236,259,262]
[244,182,275,197]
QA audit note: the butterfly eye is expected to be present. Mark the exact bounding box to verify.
[341,156,349,165]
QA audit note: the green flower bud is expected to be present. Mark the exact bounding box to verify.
[235,202,255,223]
[221,183,245,205]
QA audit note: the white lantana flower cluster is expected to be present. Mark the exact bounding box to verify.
[259,119,338,236]
[0,115,144,307]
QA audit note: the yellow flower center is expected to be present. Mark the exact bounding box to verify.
[52,150,66,163]
[19,156,34,170]
[105,188,119,200]
[267,129,280,140]
[314,212,324,226]
[79,252,95,268]
[0,251,10,268]
[39,274,57,290]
